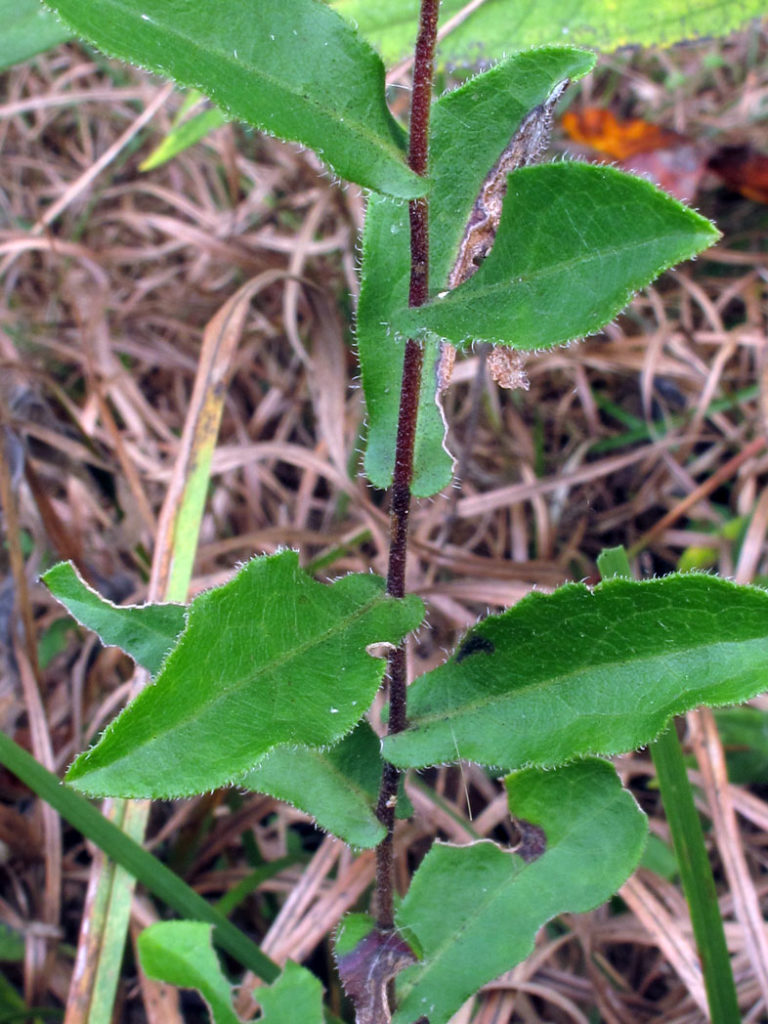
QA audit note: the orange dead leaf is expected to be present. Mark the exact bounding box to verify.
[562,107,708,201]
[562,108,685,161]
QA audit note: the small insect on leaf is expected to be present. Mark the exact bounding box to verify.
[455,633,495,663]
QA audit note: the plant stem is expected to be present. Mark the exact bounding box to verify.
[375,0,439,936]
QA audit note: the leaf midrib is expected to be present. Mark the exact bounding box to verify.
[417,227,713,322]
[409,633,768,728]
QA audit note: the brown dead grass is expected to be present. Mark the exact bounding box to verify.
[1,21,767,1024]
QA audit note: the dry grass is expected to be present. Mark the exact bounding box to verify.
[1,21,767,1023]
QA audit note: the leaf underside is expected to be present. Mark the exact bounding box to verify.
[43,0,424,198]
[42,561,186,677]
[398,162,719,349]
[65,551,423,797]
[393,759,647,1024]
[239,721,387,849]
[384,573,768,771]
[358,46,594,495]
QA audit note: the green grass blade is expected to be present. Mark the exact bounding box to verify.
[651,727,740,1023]
[0,729,279,983]
[139,104,228,171]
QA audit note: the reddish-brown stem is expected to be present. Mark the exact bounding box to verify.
[375,0,439,939]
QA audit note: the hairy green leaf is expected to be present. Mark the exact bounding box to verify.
[239,721,386,849]
[66,551,424,797]
[411,335,452,496]
[138,921,239,1024]
[257,960,324,1024]
[1,0,70,71]
[333,0,765,66]
[42,561,186,676]
[358,216,453,495]
[44,0,424,198]
[384,574,768,771]
[393,759,647,1024]
[359,47,593,494]
[397,163,719,349]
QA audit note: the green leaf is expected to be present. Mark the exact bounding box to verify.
[358,47,593,494]
[596,544,632,580]
[66,551,424,797]
[393,759,647,1024]
[358,224,453,495]
[239,721,386,849]
[42,561,186,676]
[410,334,453,497]
[397,163,719,349]
[332,0,765,66]
[356,196,416,491]
[138,921,239,1024]
[0,0,70,71]
[140,101,228,171]
[383,573,768,771]
[256,960,324,1024]
[43,0,424,199]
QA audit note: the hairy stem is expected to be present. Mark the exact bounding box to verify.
[375,0,439,937]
